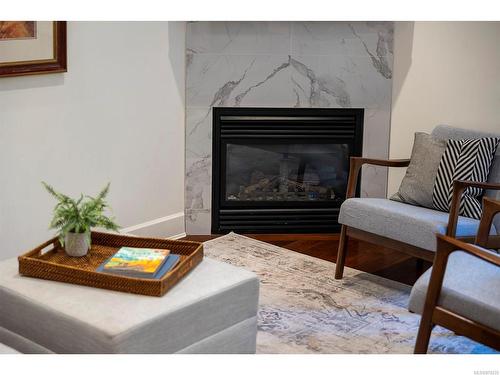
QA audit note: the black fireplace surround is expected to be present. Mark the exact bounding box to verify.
[211,107,364,233]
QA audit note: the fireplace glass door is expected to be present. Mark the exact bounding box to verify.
[224,142,349,204]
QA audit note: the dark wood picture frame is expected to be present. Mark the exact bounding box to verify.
[0,21,67,78]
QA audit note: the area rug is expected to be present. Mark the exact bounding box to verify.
[204,232,495,354]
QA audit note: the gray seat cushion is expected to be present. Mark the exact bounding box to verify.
[432,125,500,232]
[338,198,495,251]
[0,257,259,353]
[409,250,500,330]
[0,342,19,354]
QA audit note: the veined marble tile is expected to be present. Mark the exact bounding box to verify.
[288,55,350,108]
[361,165,388,198]
[186,107,212,159]
[360,109,391,198]
[187,53,391,109]
[229,61,298,108]
[291,22,393,76]
[290,55,392,109]
[187,54,296,108]
[363,108,391,159]
[187,22,291,55]
[185,156,212,211]
[185,209,211,235]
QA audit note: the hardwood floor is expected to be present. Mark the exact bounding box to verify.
[181,233,432,285]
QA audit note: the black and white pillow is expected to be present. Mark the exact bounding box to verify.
[432,137,500,219]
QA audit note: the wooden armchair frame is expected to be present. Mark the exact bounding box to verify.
[334,156,500,279]
[414,198,500,353]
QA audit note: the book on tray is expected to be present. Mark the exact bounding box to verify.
[96,247,180,279]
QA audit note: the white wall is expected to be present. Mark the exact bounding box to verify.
[0,22,186,260]
[389,21,500,195]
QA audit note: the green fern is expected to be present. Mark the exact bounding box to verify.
[42,182,120,246]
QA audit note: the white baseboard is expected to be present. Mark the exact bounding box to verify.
[120,212,185,239]
[168,232,187,240]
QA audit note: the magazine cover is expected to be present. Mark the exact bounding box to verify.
[103,247,170,275]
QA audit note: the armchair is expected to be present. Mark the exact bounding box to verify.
[334,125,500,279]
[411,197,500,353]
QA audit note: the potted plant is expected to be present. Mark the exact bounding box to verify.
[42,182,120,257]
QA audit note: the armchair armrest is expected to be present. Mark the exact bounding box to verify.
[421,234,500,323]
[447,180,500,237]
[475,197,500,249]
[345,157,410,198]
[436,234,500,267]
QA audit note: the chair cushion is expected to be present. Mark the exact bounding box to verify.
[409,250,500,330]
[338,198,495,251]
[0,257,259,353]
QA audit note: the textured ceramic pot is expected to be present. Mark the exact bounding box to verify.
[64,232,90,257]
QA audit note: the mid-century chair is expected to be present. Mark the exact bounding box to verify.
[334,125,500,279]
[409,197,500,353]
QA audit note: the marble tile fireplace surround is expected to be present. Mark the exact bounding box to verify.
[185,21,394,234]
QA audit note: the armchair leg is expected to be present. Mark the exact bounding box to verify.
[414,237,453,354]
[335,226,348,279]
[414,313,434,354]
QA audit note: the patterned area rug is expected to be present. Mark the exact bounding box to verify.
[204,232,495,354]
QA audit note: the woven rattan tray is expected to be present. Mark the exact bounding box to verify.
[18,231,203,297]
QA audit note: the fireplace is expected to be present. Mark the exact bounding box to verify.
[211,107,364,233]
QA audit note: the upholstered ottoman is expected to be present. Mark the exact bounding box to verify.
[0,257,259,354]
[0,342,19,354]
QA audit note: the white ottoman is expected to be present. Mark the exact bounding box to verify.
[0,257,259,354]
[0,342,19,354]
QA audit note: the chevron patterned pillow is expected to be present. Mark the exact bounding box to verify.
[432,137,500,219]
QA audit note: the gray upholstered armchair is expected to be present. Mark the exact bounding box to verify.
[334,125,500,279]
[410,197,500,353]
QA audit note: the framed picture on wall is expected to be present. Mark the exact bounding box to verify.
[0,21,67,78]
